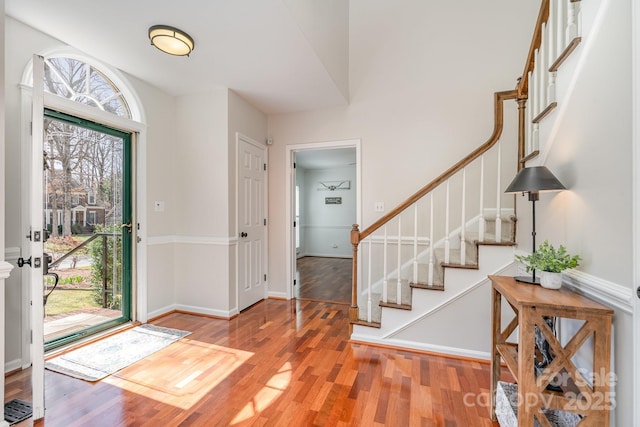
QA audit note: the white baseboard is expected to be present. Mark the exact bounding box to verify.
[350,335,490,361]
[148,304,238,320]
[5,358,22,374]
[301,252,352,259]
[268,291,288,300]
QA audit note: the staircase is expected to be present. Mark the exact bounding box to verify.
[349,0,586,359]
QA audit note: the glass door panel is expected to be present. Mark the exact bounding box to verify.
[42,110,131,350]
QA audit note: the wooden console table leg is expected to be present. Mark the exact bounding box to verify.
[518,306,536,427]
[490,287,502,421]
[591,316,612,427]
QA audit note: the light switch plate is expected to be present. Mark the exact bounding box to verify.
[154,201,165,212]
[374,202,384,212]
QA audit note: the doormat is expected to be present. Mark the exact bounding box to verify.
[4,399,32,425]
[45,324,191,382]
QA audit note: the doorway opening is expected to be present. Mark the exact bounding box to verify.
[42,109,133,351]
[286,140,361,305]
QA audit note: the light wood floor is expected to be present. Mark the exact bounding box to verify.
[6,299,505,426]
[295,256,351,304]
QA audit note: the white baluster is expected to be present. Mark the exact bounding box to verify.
[547,0,557,64]
[428,193,434,286]
[495,141,502,242]
[539,23,548,109]
[532,123,540,153]
[533,48,540,116]
[413,203,418,284]
[548,71,557,104]
[576,1,582,37]
[479,155,485,242]
[397,216,402,304]
[382,226,388,304]
[526,73,533,153]
[566,0,578,41]
[557,0,567,54]
[444,179,450,264]
[367,239,372,323]
[460,168,466,266]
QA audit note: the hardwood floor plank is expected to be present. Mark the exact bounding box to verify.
[295,256,352,303]
[6,299,504,426]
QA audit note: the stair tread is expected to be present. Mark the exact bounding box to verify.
[441,262,478,270]
[410,281,445,291]
[379,301,412,310]
[352,319,381,328]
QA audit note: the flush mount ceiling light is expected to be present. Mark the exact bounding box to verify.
[148,25,194,57]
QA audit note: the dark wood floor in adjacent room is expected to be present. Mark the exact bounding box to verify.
[295,256,352,304]
[5,299,503,427]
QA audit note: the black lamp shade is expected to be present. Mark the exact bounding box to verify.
[504,166,566,193]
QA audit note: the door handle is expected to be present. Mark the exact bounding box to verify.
[17,256,41,268]
[17,257,32,268]
[240,232,248,238]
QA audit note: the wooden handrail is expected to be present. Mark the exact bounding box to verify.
[356,89,517,244]
[517,0,550,98]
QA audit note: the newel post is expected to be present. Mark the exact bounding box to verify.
[349,224,360,326]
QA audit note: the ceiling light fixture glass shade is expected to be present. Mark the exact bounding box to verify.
[148,25,194,57]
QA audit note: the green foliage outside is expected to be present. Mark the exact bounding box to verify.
[89,224,123,309]
[516,240,581,273]
[45,275,84,285]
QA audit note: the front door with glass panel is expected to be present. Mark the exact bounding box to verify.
[42,109,132,350]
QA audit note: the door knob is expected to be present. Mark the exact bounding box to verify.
[240,232,248,238]
[17,257,32,268]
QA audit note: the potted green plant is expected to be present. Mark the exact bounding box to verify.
[515,240,581,289]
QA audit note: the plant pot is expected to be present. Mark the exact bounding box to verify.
[540,271,562,289]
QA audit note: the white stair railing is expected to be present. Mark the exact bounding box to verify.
[354,130,515,323]
[350,1,587,327]
[525,0,583,156]
[349,90,518,326]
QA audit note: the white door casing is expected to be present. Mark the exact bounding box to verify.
[237,134,267,311]
[285,139,362,301]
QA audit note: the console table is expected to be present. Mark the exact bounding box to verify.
[489,275,613,427]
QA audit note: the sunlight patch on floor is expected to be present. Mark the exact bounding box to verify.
[103,338,253,409]
[231,362,292,424]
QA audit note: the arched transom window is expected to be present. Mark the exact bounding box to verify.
[43,57,131,119]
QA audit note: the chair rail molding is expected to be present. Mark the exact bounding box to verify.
[562,269,634,315]
[0,261,13,281]
[147,235,237,246]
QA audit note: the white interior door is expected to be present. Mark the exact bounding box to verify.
[237,135,267,311]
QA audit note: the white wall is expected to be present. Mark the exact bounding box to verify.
[167,89,267,318]
[266,0,539,296]
[282,0,349,101]
[298,165,355,258]
[521,0,634,424]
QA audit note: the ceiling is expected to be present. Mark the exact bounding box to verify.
[5,0,349,114]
